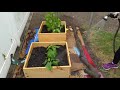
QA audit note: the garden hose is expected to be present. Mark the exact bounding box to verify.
[103,12,120,54]
[11,54,25,65]
[113,18,120,54]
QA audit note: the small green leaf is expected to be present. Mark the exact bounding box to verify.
[47,49,56,58]
[49,20,52,23]
[48,58,51,61]
[53,29,56,33]
[52,60,59,66]
[45,62,52,71]
[56,28,61,33]
[47,45,59,51]
[54,45,60,48]
[47,45,52,50]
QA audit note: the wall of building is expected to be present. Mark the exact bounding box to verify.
[0,12,30,78]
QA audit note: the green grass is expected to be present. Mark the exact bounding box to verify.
[89,30,120,63]
[88,30,120,78]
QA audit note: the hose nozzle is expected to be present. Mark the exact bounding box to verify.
[108,12,119,18]
[103,12,120,21]
[103,16,108,21]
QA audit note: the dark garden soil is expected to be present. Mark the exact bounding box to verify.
[41,25,65,33]
[27,45,68,67]
[27,47,47,67]
[56,45,68,66]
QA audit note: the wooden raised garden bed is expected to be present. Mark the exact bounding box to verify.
[38,21,67,42]
[23,42,71,78]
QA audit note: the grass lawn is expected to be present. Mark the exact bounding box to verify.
[88,29,120,78]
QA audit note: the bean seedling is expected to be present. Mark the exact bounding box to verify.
[43,45,60,71]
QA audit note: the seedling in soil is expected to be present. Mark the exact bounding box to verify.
[43,45,60,71]
[45,12,63,33]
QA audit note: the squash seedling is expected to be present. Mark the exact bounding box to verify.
[45,12,63,33]
[43,45,60,71]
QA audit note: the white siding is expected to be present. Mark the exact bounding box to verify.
[0,12,30,78]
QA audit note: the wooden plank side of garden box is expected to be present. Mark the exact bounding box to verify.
[23,66,71,78]
[38,21,66,42]
[23,42,71,78]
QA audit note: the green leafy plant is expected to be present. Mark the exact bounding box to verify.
[43,45,60,71]
[45,12,63,33]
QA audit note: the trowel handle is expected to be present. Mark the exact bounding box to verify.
[78,31,85,46]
